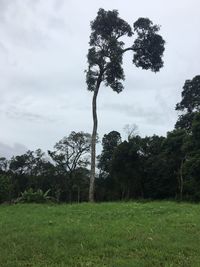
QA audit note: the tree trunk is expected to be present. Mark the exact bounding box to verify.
[121,187,125,201]
[89,80,101,202]
[77,186,80,203]
[68,172,73,203]
[179,159,184,201]
[176,159,184,201]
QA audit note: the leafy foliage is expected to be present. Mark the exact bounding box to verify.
[17,188,53,203]
[176,75,200,113]
[86,8,132,93]
[48,131,91,175]
[9,149,49,176]
[86,8,165,93]
[133,18,165,72]
[176,76,200,131]
[98,131,121,174]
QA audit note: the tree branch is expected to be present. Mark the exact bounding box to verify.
[122,47,134,53]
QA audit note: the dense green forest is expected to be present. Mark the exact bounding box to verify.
[0,75,200,203]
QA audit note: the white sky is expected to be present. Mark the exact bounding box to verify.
[0,0,200,157]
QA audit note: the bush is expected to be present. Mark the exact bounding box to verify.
[16,188,54,203]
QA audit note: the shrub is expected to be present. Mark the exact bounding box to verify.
[16,188,54,203]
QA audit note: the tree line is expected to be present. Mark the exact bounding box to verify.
[0,75,200,203]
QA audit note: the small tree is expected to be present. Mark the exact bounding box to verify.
[48,131,91,202]
[86,8,165,201]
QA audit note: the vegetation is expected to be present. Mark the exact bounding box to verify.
[0,73,200,203]
[0,10,199,204]
[86,8,165,201]
[1,202,200,267]
[0,6,200,267]
[16,188,53,203]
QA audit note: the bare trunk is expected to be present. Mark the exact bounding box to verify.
[179,159,184,201]
[77,186,80,203]
[121,187,126,201]
[68,172,73,203]
[89,78,101,202]
[176,159,184,201]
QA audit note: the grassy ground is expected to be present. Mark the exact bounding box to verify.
[0,201,200,267]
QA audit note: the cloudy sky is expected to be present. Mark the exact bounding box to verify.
[0,0,200,158]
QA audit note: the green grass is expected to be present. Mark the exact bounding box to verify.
[0,201,200,267]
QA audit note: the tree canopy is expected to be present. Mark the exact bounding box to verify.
[176,75,200,131]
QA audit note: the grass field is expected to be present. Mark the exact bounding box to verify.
[0,201,200,267]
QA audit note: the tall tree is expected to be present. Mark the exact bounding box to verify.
[86,8,165,201]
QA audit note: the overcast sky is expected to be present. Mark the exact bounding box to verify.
[0,0,200,158]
